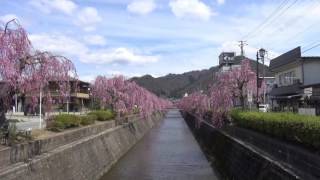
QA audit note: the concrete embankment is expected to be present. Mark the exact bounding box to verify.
[182,112,319,180]
[0,112,164,180]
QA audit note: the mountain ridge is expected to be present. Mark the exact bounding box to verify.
[131,58,272,98]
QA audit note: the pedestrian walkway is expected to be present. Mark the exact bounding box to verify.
[100,109,218,180]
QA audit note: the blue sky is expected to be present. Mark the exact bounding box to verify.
[1,0,320,81]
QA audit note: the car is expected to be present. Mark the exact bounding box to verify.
[258,104,269,112]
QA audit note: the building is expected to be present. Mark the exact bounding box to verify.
[218,52,240,72]
[7,80,91,115]
[47,80,91,113]
[269,46,320,115]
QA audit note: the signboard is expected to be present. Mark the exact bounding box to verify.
[304,87,312,97]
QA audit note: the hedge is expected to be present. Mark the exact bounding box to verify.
[48,114,96,132]
[230,110,320,149]
[80,114,97,126]
[47,110,115,132]
[88,110,115,121]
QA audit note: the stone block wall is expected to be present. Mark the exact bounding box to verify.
[0,120,116,169]
[0,112,164,180]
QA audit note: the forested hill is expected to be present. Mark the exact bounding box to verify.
[131,59,273,98]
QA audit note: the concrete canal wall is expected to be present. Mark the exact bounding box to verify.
[183,112,319,180]
[0,112,164,180]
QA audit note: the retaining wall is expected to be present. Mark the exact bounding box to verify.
[0,112,164,180]
[182,112,318,180]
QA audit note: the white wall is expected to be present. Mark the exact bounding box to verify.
[303,61,320,86]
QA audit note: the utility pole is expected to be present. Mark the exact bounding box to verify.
[256,52,259,109]
[239,40,248,57]
[39,88,42,129]
[257,48,266,107]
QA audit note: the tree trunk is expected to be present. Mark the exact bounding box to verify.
[240,95,245,110]
[0,83,10,128]
[0,99,6,127]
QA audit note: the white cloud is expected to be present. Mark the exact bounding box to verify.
[169,0,214,21]
[29,0,102,31]
[0,14,19,23]
[79,75,96,83]
[127,0,156,15]
[29,33,158,65]
[29,33,87,57]
[217,0,225,5]
[84,35,106,46]
[75,7,102,31]
[83,48,159,64]
[29,0,77,15]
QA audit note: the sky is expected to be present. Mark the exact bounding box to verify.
[1,0,320,81]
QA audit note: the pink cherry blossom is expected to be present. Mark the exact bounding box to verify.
[92,75,172,118]
[178,59,266,128]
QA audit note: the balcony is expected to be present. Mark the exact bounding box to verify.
[270,83,302,96]
[71,93,90,99]
[49,91,90,99]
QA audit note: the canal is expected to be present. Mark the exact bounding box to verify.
[100,109,218,180]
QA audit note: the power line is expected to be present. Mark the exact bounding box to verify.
[303,40,320,49]
[251,0,299,41]
[245,0,301,42]
[241,0,290,40]
[261,0,318,46]
[302,43,320,53]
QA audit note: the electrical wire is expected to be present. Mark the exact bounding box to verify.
[248,0,299,41]
[241,0,290,40]
[302,43,320,53]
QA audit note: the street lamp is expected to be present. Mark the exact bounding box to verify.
[88,87,93,110]
[256,48,267,108]
[259,48,266,58]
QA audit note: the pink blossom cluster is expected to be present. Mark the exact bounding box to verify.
[1,19,170,118]
[177,60,265,128]
[92,75,172,118]
[0,20,77,111]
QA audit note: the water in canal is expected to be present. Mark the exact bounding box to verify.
[100,109,218,180]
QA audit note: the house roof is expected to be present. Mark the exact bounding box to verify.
[269,47,301,71]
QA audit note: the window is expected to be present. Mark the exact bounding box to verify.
[278,71,297,86]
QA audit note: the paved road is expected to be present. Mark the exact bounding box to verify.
[100,109,218,180]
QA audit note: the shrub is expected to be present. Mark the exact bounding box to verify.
[230,110,320,149]
[55,114,81,128]
[48,114,81,132]
[80,115,96,126]
[50,120,65,132]
[88,110,114,121]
